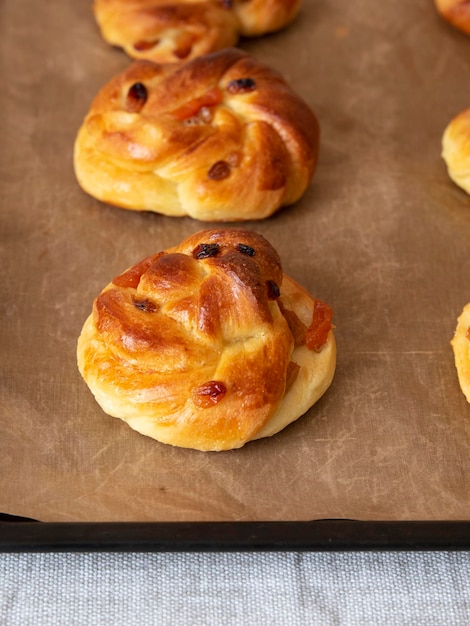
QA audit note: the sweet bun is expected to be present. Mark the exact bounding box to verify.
[77,229,336,451]
[93,0,301,64]
[451,302,470,403]
[435,0,470,35]
[441,106,470,195]
[73,48,319,221]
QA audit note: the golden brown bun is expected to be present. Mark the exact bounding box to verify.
[435,0,470,35]
[93,0,301,63]
[77,229,336,451]
[451,302,470,403]
[442,106,470,194]
[73,48,319,221]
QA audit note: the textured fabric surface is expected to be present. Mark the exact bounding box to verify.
[1,551,470,625]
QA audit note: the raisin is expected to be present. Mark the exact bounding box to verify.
[173,44,193,60]
[133,297,157,312]
[280,306,307,347]
[126,82,148,112]
[285,361,300,393]
[208,161,231,180]
[133,40,159,51]
[267,280,280,299]
[235,243,255,256]
[183,106,213,126]
[192,243,220,259]
[227,78,257,95]
[305,300,333,352]
[172,88,222,121]
[193,381,227,408]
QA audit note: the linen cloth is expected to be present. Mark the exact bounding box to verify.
[1,551,469,625]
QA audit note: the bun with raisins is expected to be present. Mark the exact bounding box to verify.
[73,48,319,222]
[435,0,470,35]
[451,302,470,403]
[77,229,336,451]
[441,106,470,195]
[93,0,301,64]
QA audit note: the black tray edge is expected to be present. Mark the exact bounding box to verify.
[1,519,469,553]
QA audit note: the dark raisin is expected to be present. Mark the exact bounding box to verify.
[133,297,158,312]
[236,243,255,257]
[267,280,280,299]
[193,380,227,408]
[208,161,231,181]
[221,0,232,8]
[126,82,148,112]
[192,243,220,259]
[227,78,257,95]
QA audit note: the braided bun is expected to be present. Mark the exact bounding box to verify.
[73,48,319,221]
[93,0,301,63]
[441,106,470,195]
[435,0,470,35]
[451,303,470,403]
[77,229,336,451]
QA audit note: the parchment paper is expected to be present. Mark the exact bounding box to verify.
[1,0,470,522]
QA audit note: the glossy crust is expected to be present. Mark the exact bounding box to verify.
[73,48,319,221]
[93,0,301,63]
[77,229,336,451]
[451,302,470,403]
[435,0,470,35]
[442,106,470,195]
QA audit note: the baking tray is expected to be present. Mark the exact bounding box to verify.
[2,0,470,551]
[1,514,470,552]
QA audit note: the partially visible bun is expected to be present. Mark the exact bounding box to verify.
[77,229,336,451]
[93,0,301,64]
[441,106,470,195]
[435,0,470,35]
[73,48,319,222]
[451,302,470,403]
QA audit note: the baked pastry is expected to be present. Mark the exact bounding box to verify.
[77,229,336,451]
[93,0,301,64]
[451,302,470,403]
[73,48,319,221]
[441,106,470,195]
[435,0,470,35]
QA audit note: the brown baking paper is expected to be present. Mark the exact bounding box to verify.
[1,0,470,523]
